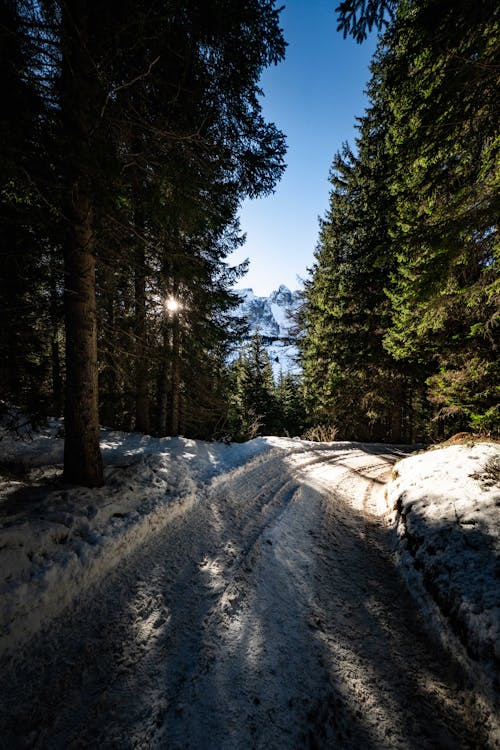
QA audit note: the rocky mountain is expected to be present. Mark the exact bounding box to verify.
[233,285,301,377]
[236,284,300,339]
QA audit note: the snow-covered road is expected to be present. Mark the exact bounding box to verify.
[0,443,492,749]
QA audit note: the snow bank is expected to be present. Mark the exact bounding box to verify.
[0,423,272,658]
[386,442,500,722]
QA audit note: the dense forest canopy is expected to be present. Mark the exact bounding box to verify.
[299,0,499,442]
[0,0,287,484]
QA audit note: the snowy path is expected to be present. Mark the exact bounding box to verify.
[0,443,490,749]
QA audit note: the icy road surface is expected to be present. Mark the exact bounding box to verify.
[0,442,491,749]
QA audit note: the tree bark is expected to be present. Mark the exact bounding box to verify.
[50,254,63,417]
[134,212,150,433]
[61,0,103,486]
[158,322,169,436]
[171,315,180,436]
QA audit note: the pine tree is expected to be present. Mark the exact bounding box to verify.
[335,0,396,42]
[59,0,105,486]
[301,0,499,440]
[246,333,279,434]
[275,372,306,437]
[227,332,286,440]
[381,0,499,434]
[299,95,421,442]
[0,0,59,418]
[228,354,257,440]
[1,1,288,481]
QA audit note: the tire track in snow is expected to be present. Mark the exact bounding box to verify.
[0,443,492,749]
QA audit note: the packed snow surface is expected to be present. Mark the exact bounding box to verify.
[1,421,499,748]
[386,442,500,712]
[0,423,271,653]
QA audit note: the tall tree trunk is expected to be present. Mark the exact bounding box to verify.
[134,207,150,433]
[170,316,180,435]
[63,193,103,485]
[61,0,103,486]
[50,255,63,417]
[158,322,169,436]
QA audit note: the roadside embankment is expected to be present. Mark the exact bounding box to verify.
[386,442,500,745]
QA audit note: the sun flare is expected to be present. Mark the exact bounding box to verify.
[165,297,181,313]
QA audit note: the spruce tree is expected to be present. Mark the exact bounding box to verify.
[299,95,420,442]
[2,1,288,481]
[381,0,499,433]
[301,0,499,440]
[0,0,58,418]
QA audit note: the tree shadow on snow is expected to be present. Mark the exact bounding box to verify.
[0,447,496,749]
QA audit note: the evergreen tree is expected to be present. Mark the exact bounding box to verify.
[335,0,396,42]
[59,0,105,486]
[301,0,498,441]
[2,0,288,482]
[275,372,306,437]
[0,0,59,418]
[381,0,499,434]
[227,332,288,440]
[227,353,258,440]
[299,97,423,442]
[246,332,279,434]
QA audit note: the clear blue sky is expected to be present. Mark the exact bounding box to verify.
[229,0,378,296]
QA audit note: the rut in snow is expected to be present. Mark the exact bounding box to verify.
[0,443,491,749]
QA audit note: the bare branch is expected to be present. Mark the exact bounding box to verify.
[99,56,161,120]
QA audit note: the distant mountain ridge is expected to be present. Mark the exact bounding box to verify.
[233,285,301,376]
[236,284,300,340]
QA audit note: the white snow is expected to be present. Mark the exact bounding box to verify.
[269,302,291,336]
[0,421,273,655]
[1,426,498,747]
[232,285,301,378]
[2,412,499,745]
[267,340,300,378]
[385,442,500,712]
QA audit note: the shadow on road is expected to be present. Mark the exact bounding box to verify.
[0,444,494,749]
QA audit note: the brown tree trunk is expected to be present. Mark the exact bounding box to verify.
[134,218,150,433]
[50,255,63,417]
[63,194,103,485]
[158,323,169,436]
[61,0,103,486]
[171,316,180,436]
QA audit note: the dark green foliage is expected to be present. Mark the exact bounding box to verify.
[381,0,499,435]
[227,333,306,440]
[275,372,306,437]
[302,0,498,440]
[300,103,425,442]
[0,0,62,416]
[335,0,396,42]
[227,333,278,439]
[0,0,288,460]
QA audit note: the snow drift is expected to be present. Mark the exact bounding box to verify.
[386,442,500,728]
[2,408,499,744]
[0,422,272,657]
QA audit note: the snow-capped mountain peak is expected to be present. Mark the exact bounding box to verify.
[236,285,299,339]
[233,286,301,376]
[269,284,294,307]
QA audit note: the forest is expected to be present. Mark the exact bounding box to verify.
[1,0,498,487]
[300,0,499,444]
